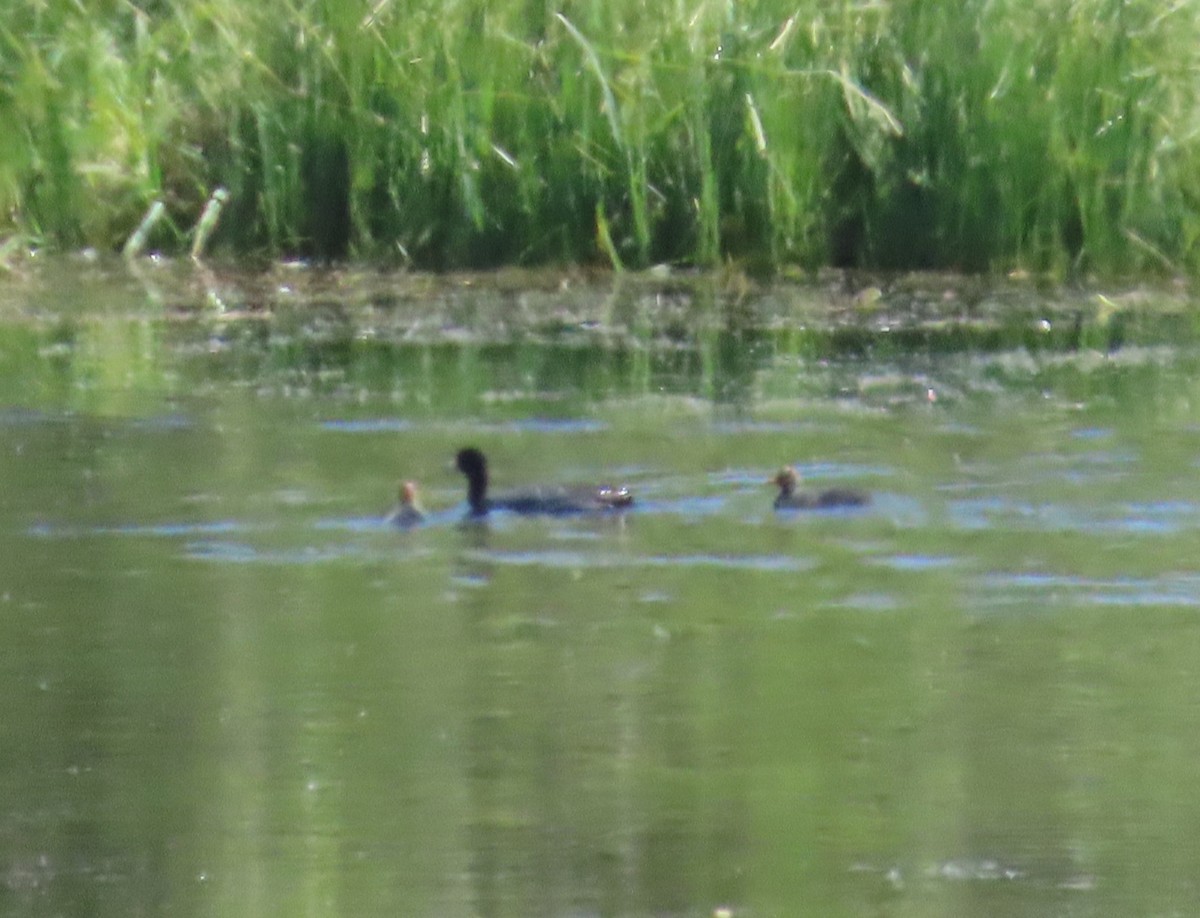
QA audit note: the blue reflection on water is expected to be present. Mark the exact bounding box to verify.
[872,554,961,571]
[183,540,433,565]
[321,417,607,434]
[28,520,248,539]
[469,548,815,572]
[973,572,1200,609]
[947,497,1200,534]
[320,418,414,433]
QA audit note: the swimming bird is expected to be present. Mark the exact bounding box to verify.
[455,446,633,517]
[385,480,425,528]
[771,465,869,510]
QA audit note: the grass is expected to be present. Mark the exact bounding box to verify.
[3,0,1200,276]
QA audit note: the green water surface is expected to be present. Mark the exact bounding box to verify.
[2,261,1200,917]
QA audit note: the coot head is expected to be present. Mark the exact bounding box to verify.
[771,466,800,497]
[456,447,487,478]
[455,447,490,514]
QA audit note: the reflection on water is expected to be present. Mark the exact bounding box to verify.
[3,263,1200,916]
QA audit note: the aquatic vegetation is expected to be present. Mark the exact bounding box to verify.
[4,0,1200,276]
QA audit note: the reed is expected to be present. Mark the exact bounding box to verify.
[3,0,1199,276]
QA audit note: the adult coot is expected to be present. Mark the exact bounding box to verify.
[455,447,633,517]
[771,466,868,510]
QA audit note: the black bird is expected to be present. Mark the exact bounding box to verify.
[771,466,869,510]
[455,447,633,517]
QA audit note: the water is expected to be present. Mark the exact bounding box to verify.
[4,259,1200,916]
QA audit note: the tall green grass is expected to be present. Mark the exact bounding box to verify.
[3,0,1200,275]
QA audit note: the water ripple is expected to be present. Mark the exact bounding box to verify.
[183,539,433,565]
[872,554,961,571]
[320,418,414,433]
[467,549,815,572]
[28,520,249,539]
[320,417,607,434]
[948,497,1200,534]
[973,571,1200,609]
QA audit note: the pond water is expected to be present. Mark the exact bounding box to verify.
[3,258,1200,916]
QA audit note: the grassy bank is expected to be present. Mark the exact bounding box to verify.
[3,0,1200,276]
